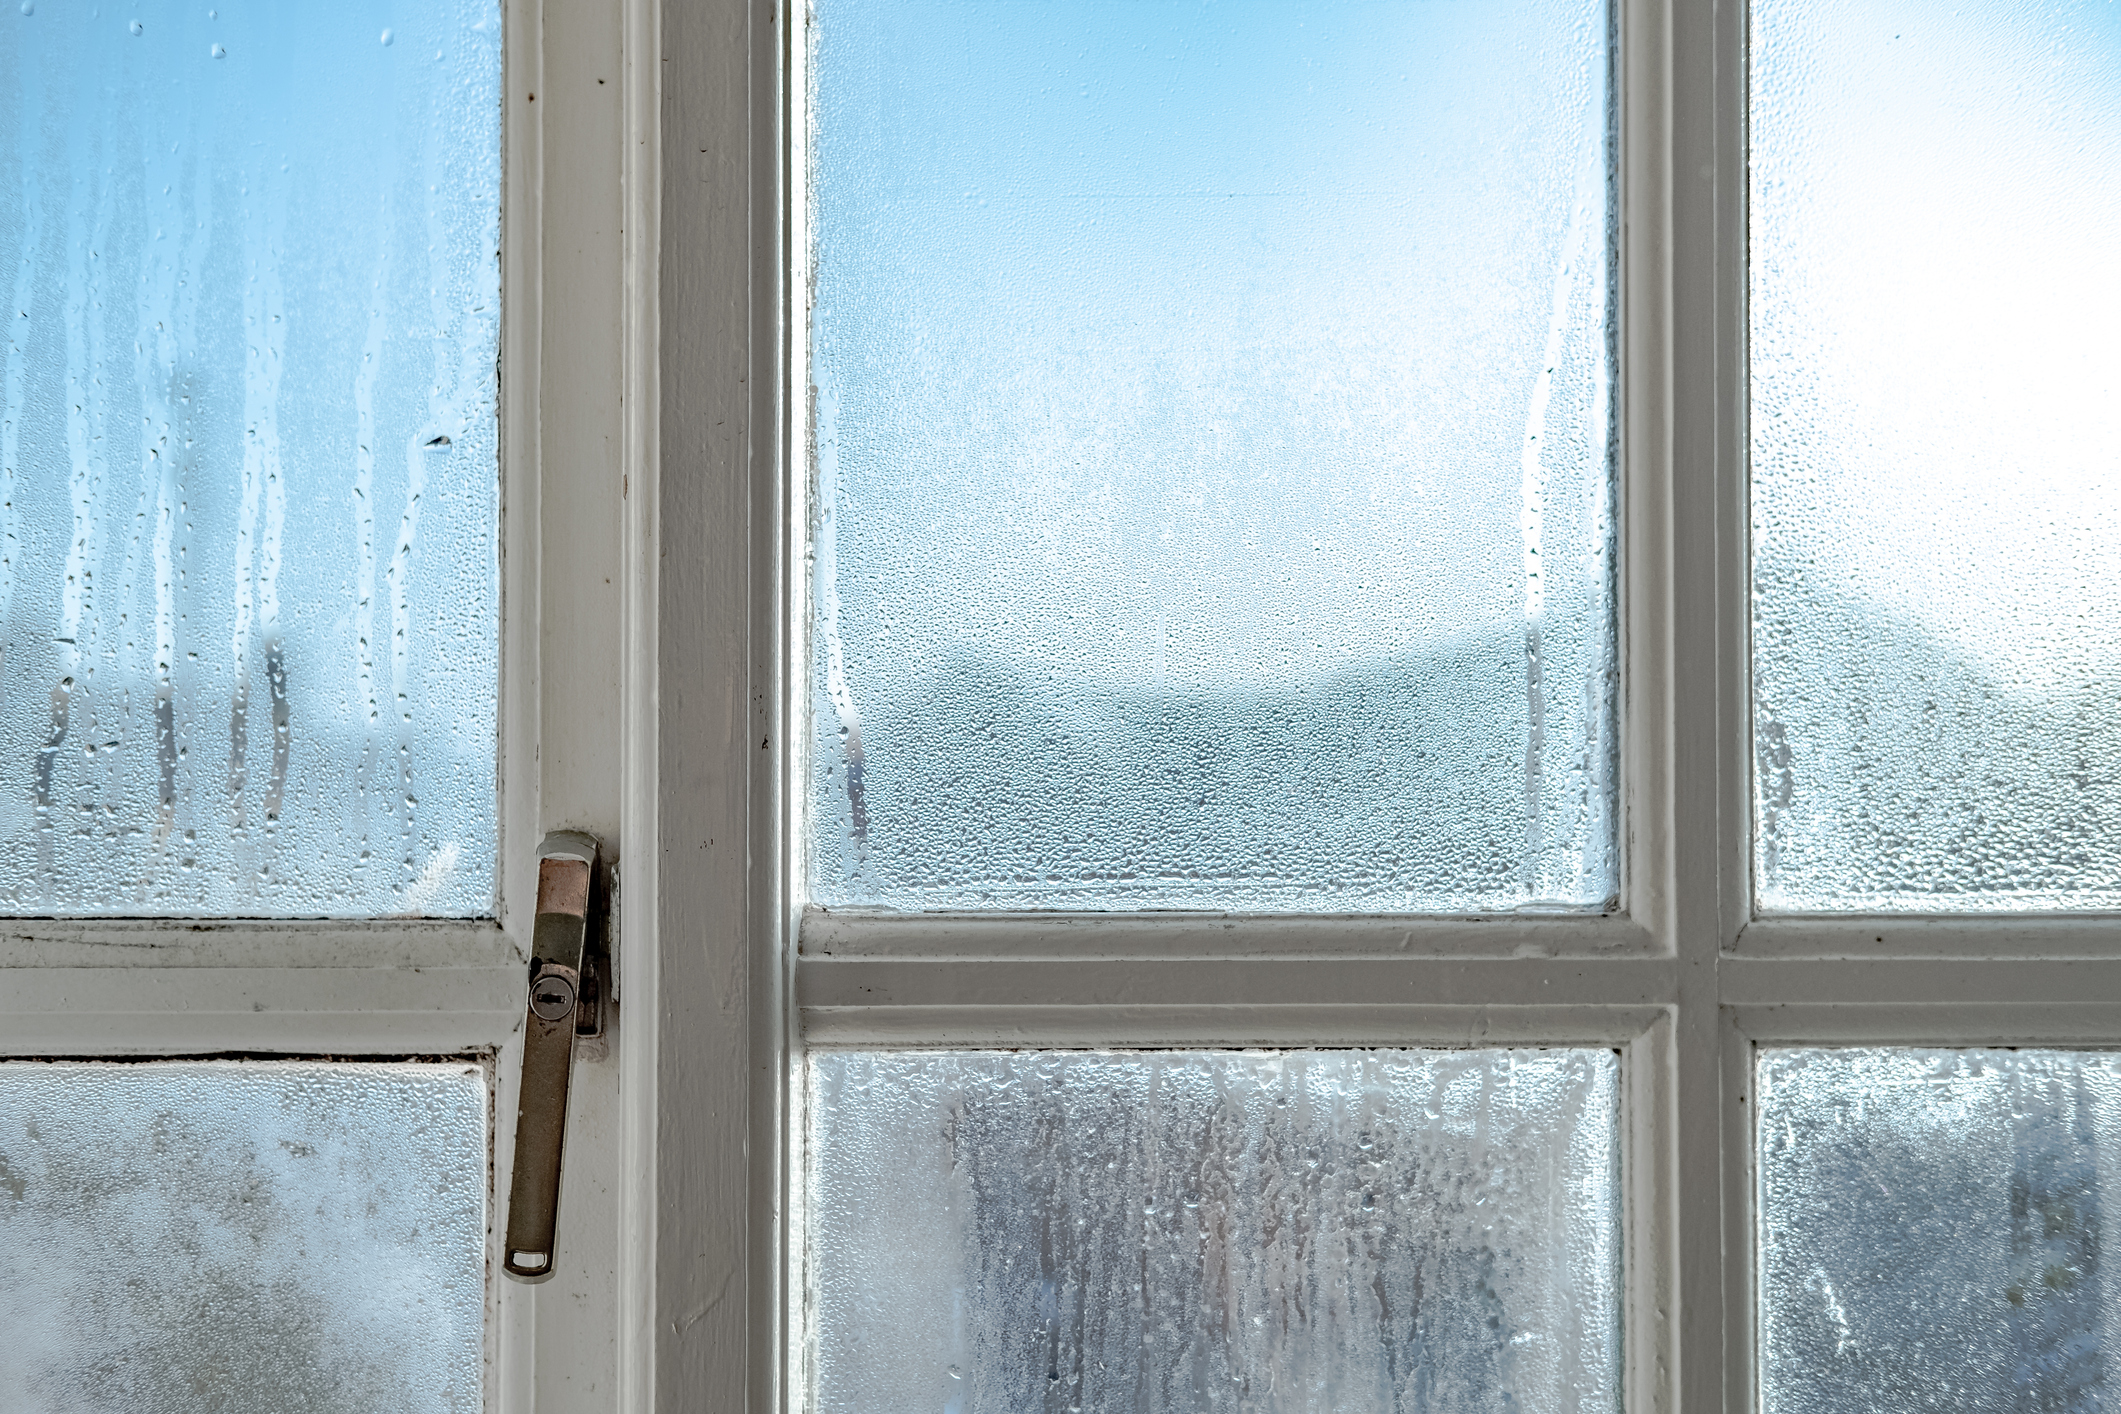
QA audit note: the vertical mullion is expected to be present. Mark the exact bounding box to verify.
[1616,0,1690,1395]
[1713,0,1754,1408]
[1667,0,1744,1413]
[654,0,767,1403]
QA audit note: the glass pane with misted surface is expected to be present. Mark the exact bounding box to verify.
[809,1049,1622,1414]
[807,0,1618,912]
[1750,0,2121,911]
[0,1060,487,1412]
[1759,1049,2121,1413]
[0,0,500,915]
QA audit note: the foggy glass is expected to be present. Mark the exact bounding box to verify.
[0,1061,487,1412]
[1750,0,2121,911]
[1759,1048,2121,1413]
[809,1049,1623,1414]
[0,0,501,915]
[807,0,1618,913]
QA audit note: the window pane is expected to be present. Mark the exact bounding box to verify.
[1,0,501,915]
[809,1049,1622,1413]
[1759,1049,2121,1412]
[807,0,1617,912]
[0,1060,487,1410]
[1749,0,2121,912]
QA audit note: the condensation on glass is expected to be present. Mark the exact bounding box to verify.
[0,1060,487,1412]
[0,0,501,915]
[1750,0,2121,912]
[1758,1048,2121,1412]
[805,0,1618,912]
[807,1049,1623,1414]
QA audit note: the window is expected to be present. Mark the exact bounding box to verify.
[2,0,653,1404]
[11,0,2119,1404]
[660,0,2121,1407]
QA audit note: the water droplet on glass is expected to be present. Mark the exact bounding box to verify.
[379,27,392,44]
[128,17,141,33]
[209,42,223,57]
[19,2,35,16]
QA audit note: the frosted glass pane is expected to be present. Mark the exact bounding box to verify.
[0,1060,487,1412]
[0,0,501,914]
[1750,0,2121,911]
[808,0,1618,912]
[809,1049,1622,1414]
[1759,1049,2121,1412]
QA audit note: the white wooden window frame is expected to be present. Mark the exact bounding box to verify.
[672,0,2121,1406]
[1,0,661,1405]
[655,0,2121,1409]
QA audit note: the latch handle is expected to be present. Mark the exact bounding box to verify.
[503,830,603,1283]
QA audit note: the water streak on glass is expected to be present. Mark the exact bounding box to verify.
[807,0,1618,912]
[1750,0,2121,911]
[0,1060,487,1412]
[1758,1049,2121,1413]
[808,1049,1622,1414]
[0,0,500,915]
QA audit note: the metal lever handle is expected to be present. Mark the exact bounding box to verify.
[503,830,603,1283]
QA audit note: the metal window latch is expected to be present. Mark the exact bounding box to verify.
[504,830,609,1283]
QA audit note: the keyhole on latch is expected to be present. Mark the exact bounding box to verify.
[530,974,577,1022]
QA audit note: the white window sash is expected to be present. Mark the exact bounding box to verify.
[650,0,2121,1412]
[1,0,660,1404]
